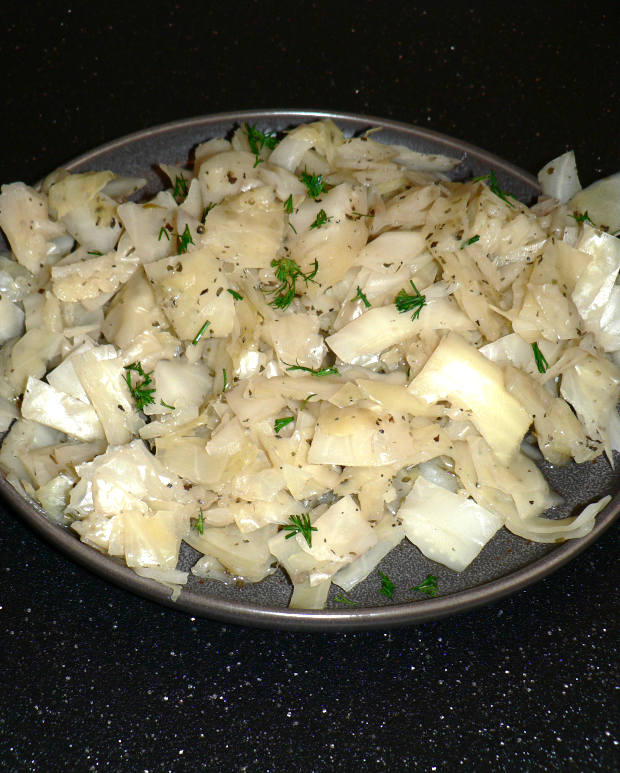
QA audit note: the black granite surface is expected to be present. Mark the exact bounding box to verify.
[0,3,618,771]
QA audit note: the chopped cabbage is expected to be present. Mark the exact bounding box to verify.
[0,118,617,609]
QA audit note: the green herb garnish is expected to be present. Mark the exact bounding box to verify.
[300,393,317,410]
[284,194,294,214]
[354,286,371,308]
[283,361,340,377]
[172,174,189,201]
[274,416,295,434]
[227,289,243,300]
[571,211,594,225]
[87,250,103,256]
[472,171,517,208]
[283,513,317,547]
[309,209,332,229]
[378,571,395,600]
[192,319,211,345]
[532,342,549,374]
[193,508,204,535]
[410,574,439,597]
[460,234,480,249]
[123,362,156,411]
[222,368,228,392]
[333,593,357,606]
[177,224,194,254]
[300,171,327,199]
[267,257,319,309]
[158,225,171,241]
[245,123,278,167]
[160,398,175,410]
[395,280,426,320]
[201,202,217,223]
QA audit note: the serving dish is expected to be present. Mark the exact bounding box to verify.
[1,109,617,630]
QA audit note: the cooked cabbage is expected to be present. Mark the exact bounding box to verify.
[0,119,617,609]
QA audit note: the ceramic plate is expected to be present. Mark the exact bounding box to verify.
[1,110,618,630]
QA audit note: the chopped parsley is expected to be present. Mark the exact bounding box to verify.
[410,574,439,597]
[191,319,211,345]
[222,368,228,392]
[283,361,340,377]
[267,257,319,309]
[274,416,295,434]
[227,289,243,300]
[460,234,480,249]
[309,208,332,229]
[87,250,103,256]
[245,123,278,167]
[378,571,395,599]
[177,224,194,254]
[395,280,426,320]
[172,174,189,201]
[354,286,371,308]
[123,362,156,411]
[283,513,317,548]
[300,171,327,199]
[532,342,549,374]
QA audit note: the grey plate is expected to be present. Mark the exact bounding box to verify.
[1,109,618,630]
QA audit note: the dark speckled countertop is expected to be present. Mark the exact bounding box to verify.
[0,3,618,771]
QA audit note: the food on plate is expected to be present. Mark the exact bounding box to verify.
[0,119,617,609]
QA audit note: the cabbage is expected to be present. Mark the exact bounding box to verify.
[408,333,532,465]
[568,172,620,232]
[398,476,503,572]
[537,151,581,203]
[0,182,66,273]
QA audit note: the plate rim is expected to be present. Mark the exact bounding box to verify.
[1,108,617,631]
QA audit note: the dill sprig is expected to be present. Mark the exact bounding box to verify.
[245,123,278,167]
[354,286,371,308]
[333,593,357,606]
[172,174,189,202]
[160,398,175,410]
[274,416,295,434]
[300,171,327,199]
[309,209,332,229]
[532,342,549,374]
[300,393,317,410]
[227,289,243,300]
[267,257,319,309]
[571,211,594,225]
[283,513,317,547]
[378,571,395,599]
[410,574,439,597]
[201,202,217,223]
[192,320,211,345]
[472,170,517,208]
[158,225,171,241]
[283,361,340,377]
[460,234,480,249]
[284,194,294,214]
[193,509,204,535]
[123,362,156,412]
[177,224,194,254]
[395,280,427,320]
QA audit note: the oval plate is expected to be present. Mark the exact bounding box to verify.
[1,109,618,630]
